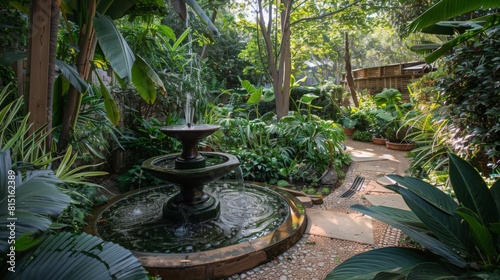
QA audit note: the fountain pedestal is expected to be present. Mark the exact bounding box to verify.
[141,124,239,223]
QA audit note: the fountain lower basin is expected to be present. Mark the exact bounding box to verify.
[86,182,306,279]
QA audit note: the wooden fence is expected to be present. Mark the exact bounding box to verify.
[342,61,427,100]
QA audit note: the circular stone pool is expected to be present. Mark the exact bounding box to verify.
[86,182,306,279]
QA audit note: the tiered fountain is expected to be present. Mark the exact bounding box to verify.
[86,123,306,279]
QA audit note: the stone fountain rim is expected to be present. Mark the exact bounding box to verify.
[160,123,221,131]
[141,151,240,174]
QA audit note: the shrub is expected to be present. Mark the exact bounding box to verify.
[352,130,372,142]
[439,27,500,162]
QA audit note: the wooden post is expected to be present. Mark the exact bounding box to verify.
[344,32,358,107]
[27,0,52,133]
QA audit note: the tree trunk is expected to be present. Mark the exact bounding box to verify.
[26,0,60,149]
[344,32,359,107]
[257,0,292,120]
[276,0,292,119]
[57,0,97,153]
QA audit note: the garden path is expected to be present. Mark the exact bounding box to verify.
[227,139,412,280]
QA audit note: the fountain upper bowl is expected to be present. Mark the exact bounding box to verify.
[160,124,220,141]
[141,151,240,185]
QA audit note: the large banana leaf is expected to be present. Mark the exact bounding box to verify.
[185,0,220,36]
[424,15,500,63]
[97,0,137,19]
[386,184,469,255]
[325,247,443,280]
[0,154,71,253]
[94,13,135,83]
[132,55,166,104]
[95,70,120,125]
[407,0,500,33]
[55,60,92,94]
[350,204,467,268]
[448,153,499,226]
[6,232,148,280]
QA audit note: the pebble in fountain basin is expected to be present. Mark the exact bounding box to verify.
[86,183,306,279]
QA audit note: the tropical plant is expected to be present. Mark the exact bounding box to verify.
[438,26,500,163]
[407,0,500,63]
[340,106,358,129]
[214,109,348,184]
[240,79,274,118]
[327,153,500,279]
[0,151,148,279]
[373,89,415,143]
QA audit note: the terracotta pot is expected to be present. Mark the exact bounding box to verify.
[372,137,387,145]
[385,141,414,151]
[343,127,356,136]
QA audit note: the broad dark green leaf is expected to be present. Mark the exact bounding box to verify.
[94,13,135,83]
[55,60,91,94]
[448,153,499,227]
[8,232,148,280]
[0,51,27,66]
[97,0,137,19]
[457,207,495,257]
[0,169,71,253]
[387,175,458,215]
[406,262,459,279]
[488,178,500,227]
[420,21,482,35]
[373,272,405,280]
[385,185,469,254]
[326,247,436,280]
[263,88,275,102]
[364,205,427,231]
[351,204,467,268]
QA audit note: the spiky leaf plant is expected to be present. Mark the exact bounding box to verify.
[327,153,500,279]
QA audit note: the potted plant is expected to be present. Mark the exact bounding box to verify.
[384,124,414,151]
[342,117,358,136]
[369,109,393,145]
[339,106,358,136]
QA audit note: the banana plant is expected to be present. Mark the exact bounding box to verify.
[407,0,500,63]
[327,153,500,279]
